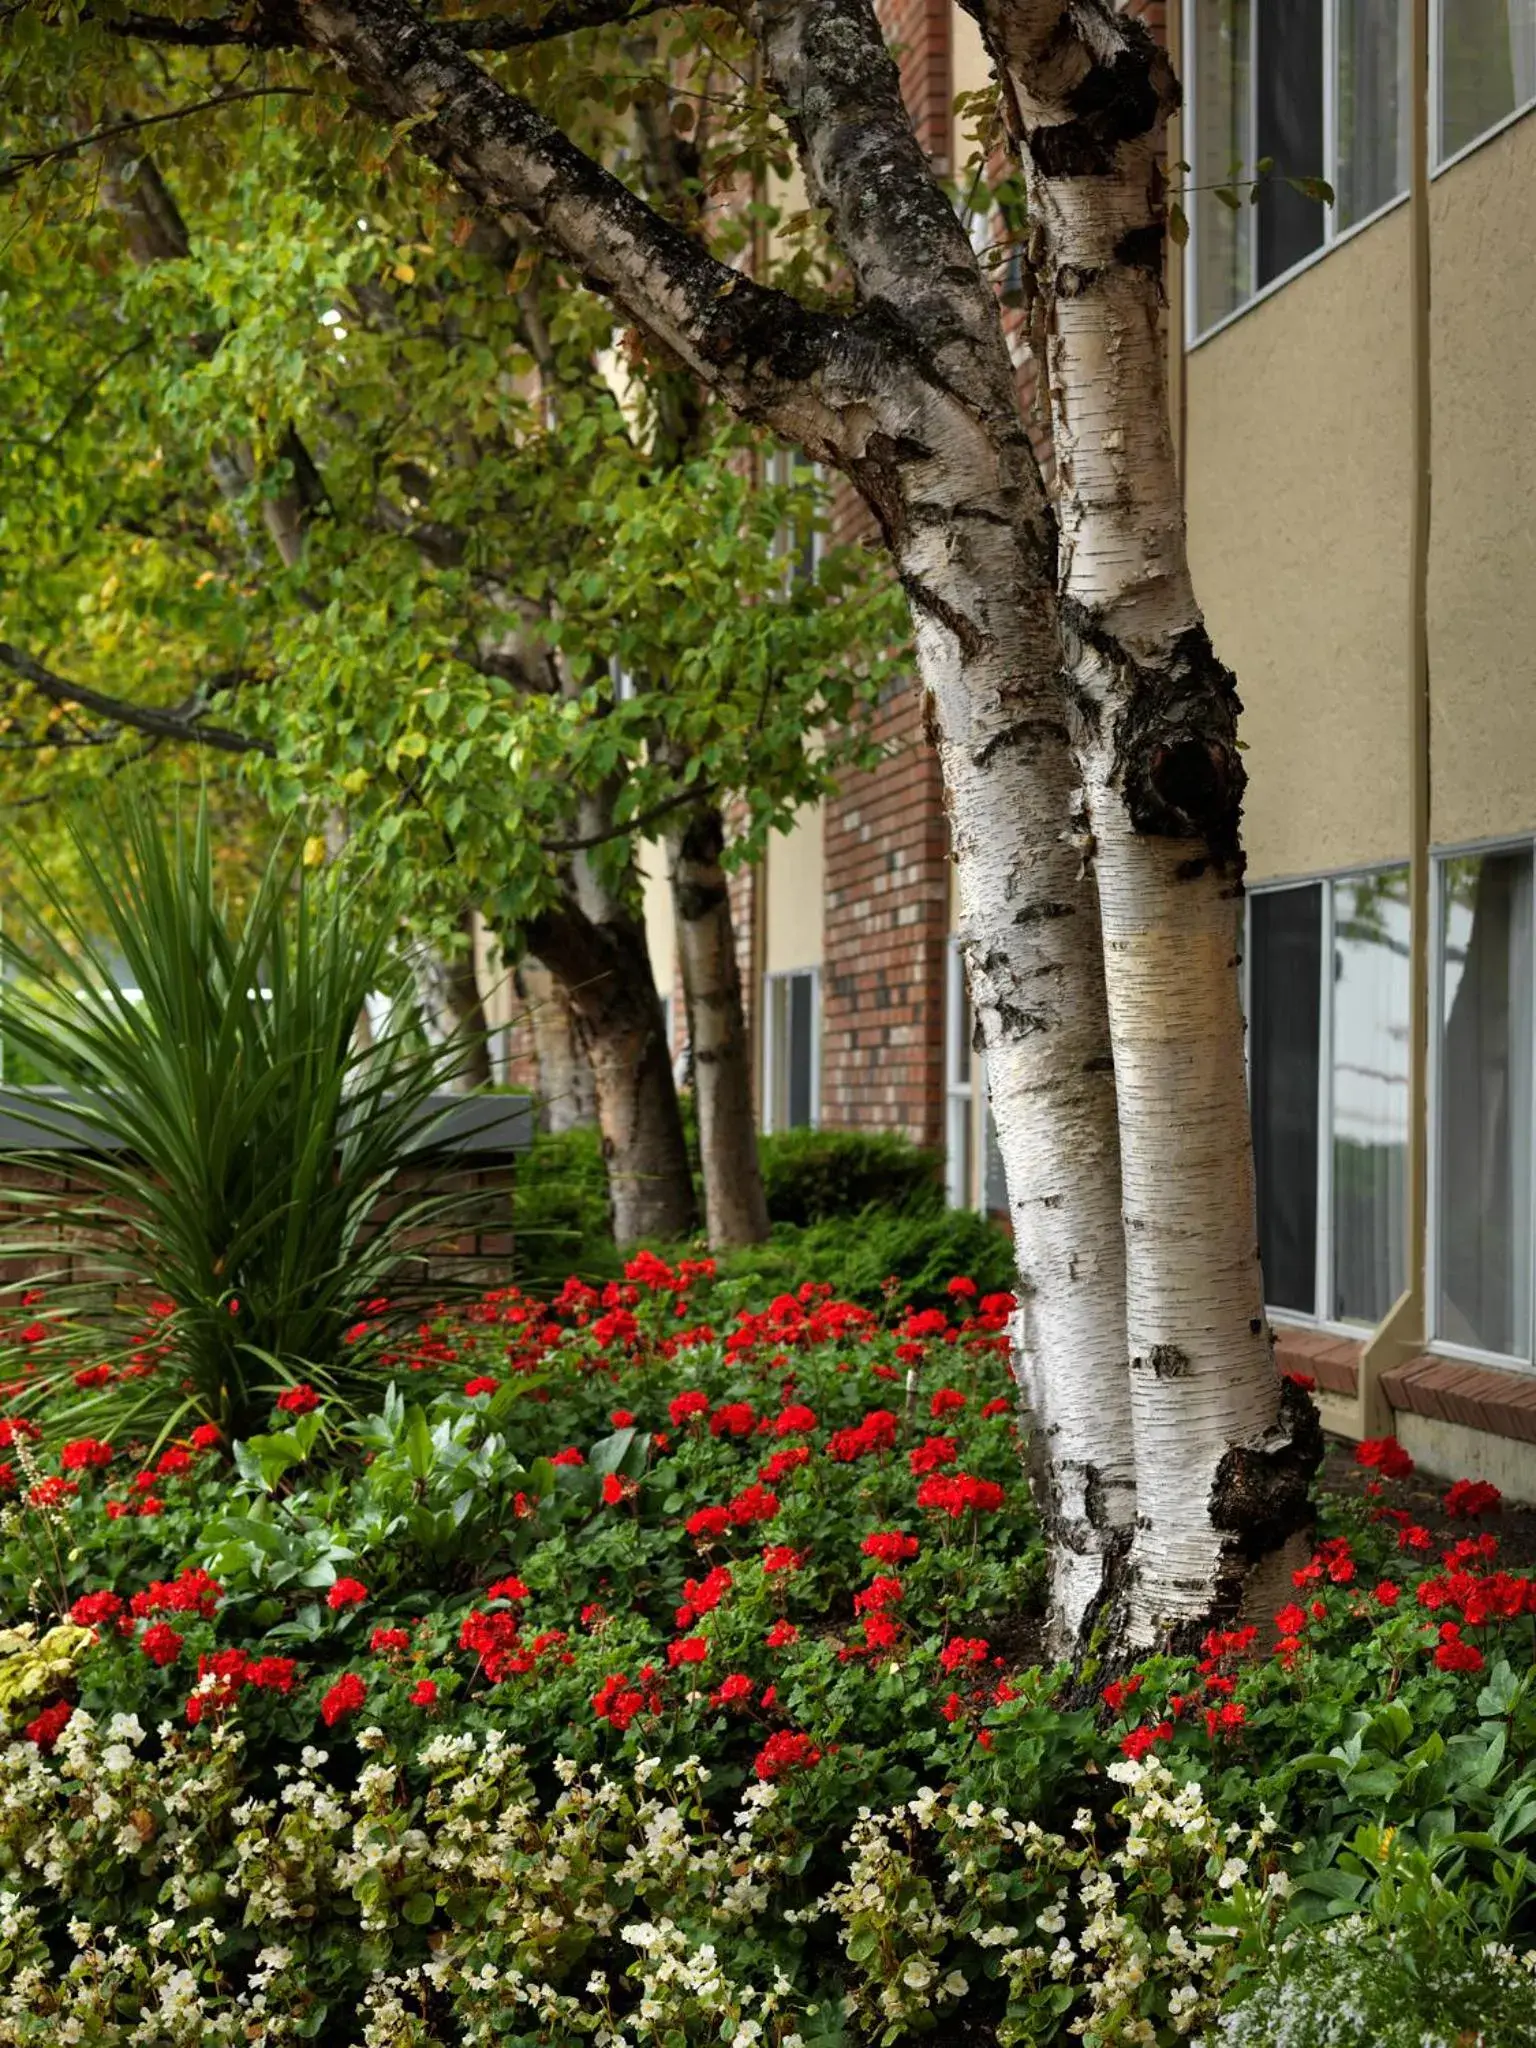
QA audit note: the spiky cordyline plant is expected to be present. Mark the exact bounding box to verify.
[0,803,473,1445]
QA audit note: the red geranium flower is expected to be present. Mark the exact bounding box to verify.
[140,1623,184,1667]
[69,1590,124,1628]
[60,1438,114,1471]
[668,1391,710,1427]
[1356,1436,1414,1481]
[320,1673,367,1726]
[668,1635,709,1666]
[550,1447,585,1468]
[26,1699,72,1750]
[276,1385,320,1415]
[753,1729,821,1780]
[464,1376,500,1398]
[1444,1478,1502,1519]
[409,1679,439,1707]
[930,1389,967,1420]
[861,1530,920,1565]
[248,1656,298,1694]
[765,1620,799,1648]
[371,1627,411,1655]
[327,1577,369,1611]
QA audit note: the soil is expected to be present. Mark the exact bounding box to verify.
[1319,1435,1536,1570]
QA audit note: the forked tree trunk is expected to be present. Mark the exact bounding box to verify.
[515,956,598,1132]
[279,0,1301,1645]
[526,889,697,1245]
[668,805,770,1250]
[990,2,1322,1641]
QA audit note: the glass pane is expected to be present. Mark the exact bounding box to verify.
[1337,0,1410,224]
[1438,851,1533,1355]
[950,948,972,1087]
[787,974,814,1129]
[1193,0,1254,331]
[1255,0,1327,286]
[946,1095,974,1210]
[1331,870,1410,1322]
[1439,0,1536,159]
[1250,887,1323,1313]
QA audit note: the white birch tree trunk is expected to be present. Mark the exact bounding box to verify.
[985,0,1322,1641]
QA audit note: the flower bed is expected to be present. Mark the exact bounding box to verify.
[0,1258,1532,2044]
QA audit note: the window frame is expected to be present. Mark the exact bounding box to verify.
[1250,837,1536,1375]
[1425,831,1536,1371]
[1185,0,1536,349]
[1247,859,1410,1338]
[944,938,976,1209]
[760,966,821,1135]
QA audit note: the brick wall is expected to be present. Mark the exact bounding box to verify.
[875,0,953,167]
[822,685,950,1148]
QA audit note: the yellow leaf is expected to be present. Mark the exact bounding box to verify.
[302,835,328,868]
[342,767,368,795]
[394,261,416,284]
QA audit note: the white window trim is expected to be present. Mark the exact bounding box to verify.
[1185,0,1536,351]
[1251,835,1536,1376]
[760,966,821,1134]
[944,939,974,1208]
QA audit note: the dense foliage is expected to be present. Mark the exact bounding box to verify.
[0,1254,1531,2044]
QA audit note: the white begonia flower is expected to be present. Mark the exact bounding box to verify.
[901,1957,934,1990]
[940,1972,968,1999]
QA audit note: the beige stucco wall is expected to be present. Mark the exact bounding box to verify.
[1428,113,1536,848]
[765,804,824,972]
[1184,207,1411,883]
[1186,108,1536,880]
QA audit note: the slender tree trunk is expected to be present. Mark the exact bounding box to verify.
[406,908,494,1092]
[989,1,1322,1641]
[515,956,598,1132]
[668,805,770,1249]
[525,888,697,1245]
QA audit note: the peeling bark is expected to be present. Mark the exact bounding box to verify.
[668,805,770,1250]
[980,0,1320,1640]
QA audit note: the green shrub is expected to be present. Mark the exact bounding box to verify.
[757,1126,942,1227]
[715,1202,1016,1310]
[0,803,461,1441]
[510,1125,624,1289]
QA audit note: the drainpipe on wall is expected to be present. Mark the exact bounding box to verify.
[1359,0,1433,1436]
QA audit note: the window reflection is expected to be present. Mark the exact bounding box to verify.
[1331,870,1410,1322]
[1438,852,1533,1354]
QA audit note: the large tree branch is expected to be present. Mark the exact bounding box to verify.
[286,0,880,458]
[103,0,679,51]
[751,0,1021,432]
[0,643,274,757]
[540,777,716,853]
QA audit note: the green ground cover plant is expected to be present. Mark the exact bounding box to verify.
[0,1257,1530,2043]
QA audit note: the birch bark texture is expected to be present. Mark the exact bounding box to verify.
[667,806,772,1250]
[975,0,1320,1639]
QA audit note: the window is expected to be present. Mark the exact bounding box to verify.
[766,448,825,588]
[1191,1,1536,338]
[1435,847,1534,1356]
[1249,885,1323,1314]
[1331,870,1411,1322]
[945,942,976,1208]
[762,969,819,1132]
[1247,867,1410,1326]
[1439,0,1536,161]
